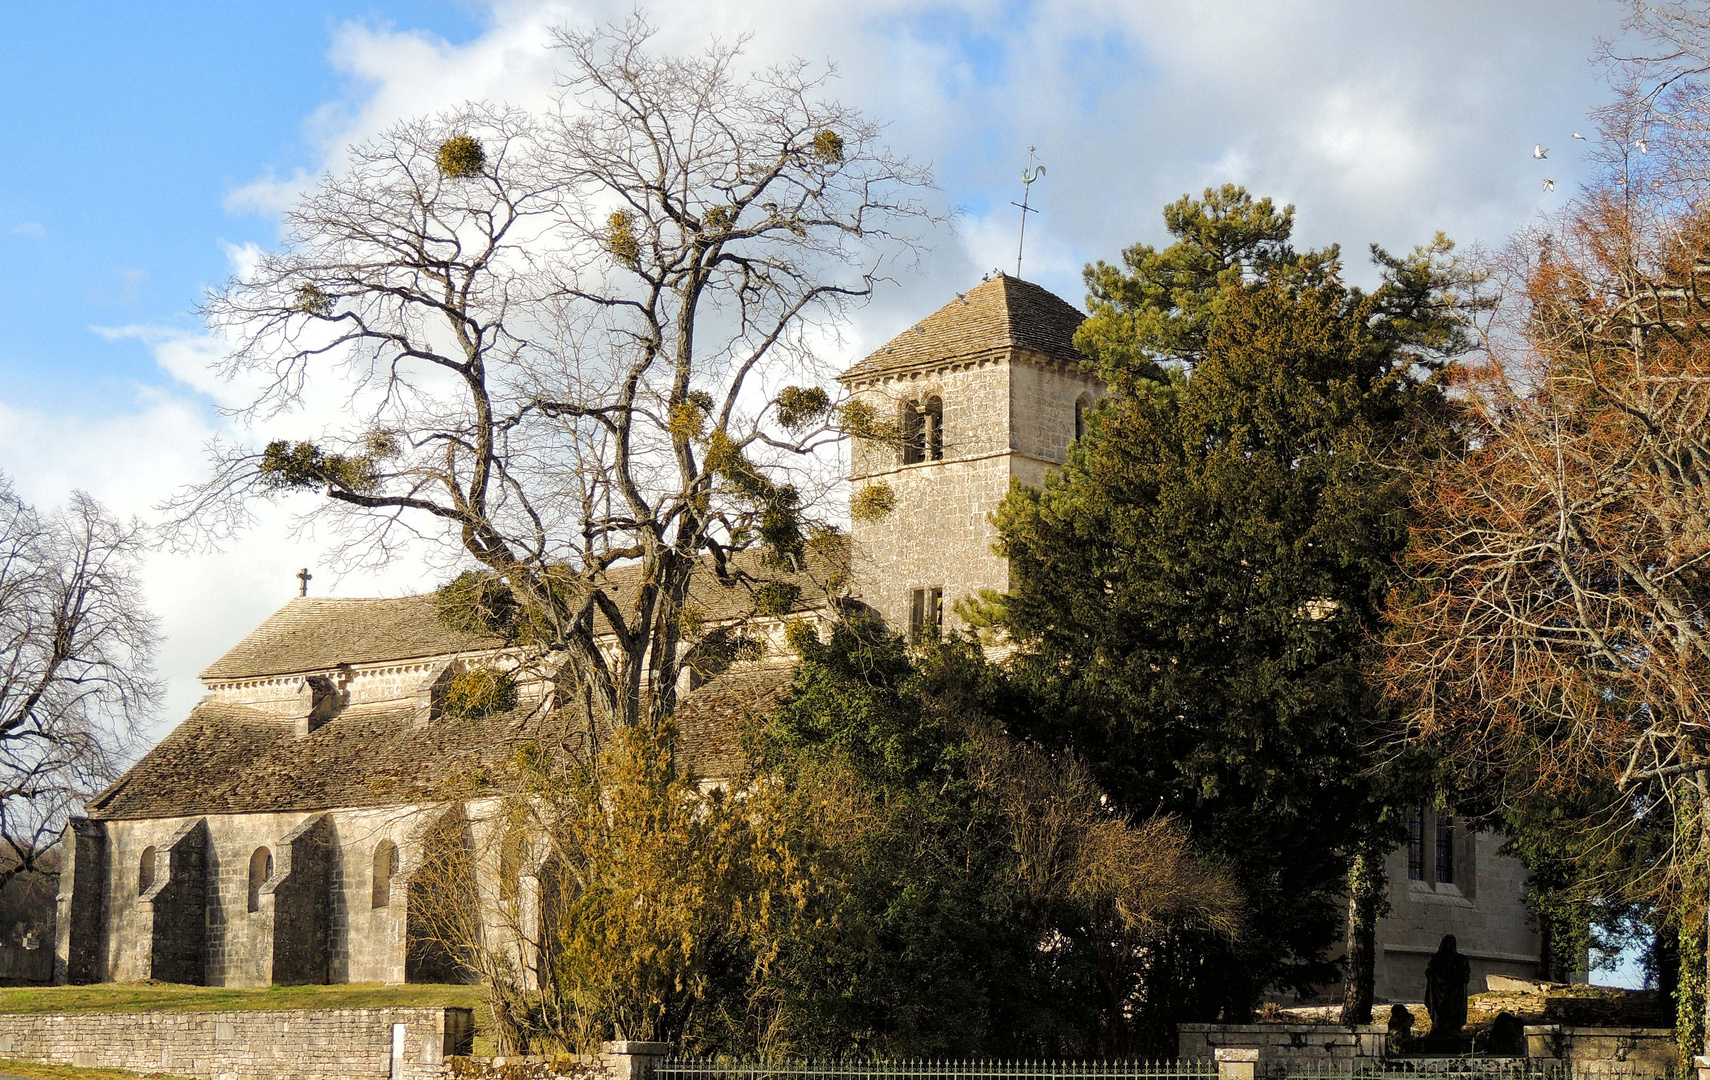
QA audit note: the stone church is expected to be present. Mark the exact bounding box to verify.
[55,274,1543,1001]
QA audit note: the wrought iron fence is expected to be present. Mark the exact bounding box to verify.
[657,1059,1219,1080]
[656,1057,1670,1080]
[1263,1062,1672,1080]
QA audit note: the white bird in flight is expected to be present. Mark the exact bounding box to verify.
[1534,143,1549,159]
[1637,138,1649,153]
[1543,179,1556,191]
[1573,132,1585,139]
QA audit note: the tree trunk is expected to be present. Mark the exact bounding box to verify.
[1341,846,1384,1025]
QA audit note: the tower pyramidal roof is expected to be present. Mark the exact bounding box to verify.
[839,273,1087,383]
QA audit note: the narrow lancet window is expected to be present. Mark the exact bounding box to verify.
[373,840,398,909]
[1436,814,1456,885]
[1406,808,1424,881]
[138,847,157,895]
[924,396,944,460]
[247,847,273,913]
[900,400,925,465]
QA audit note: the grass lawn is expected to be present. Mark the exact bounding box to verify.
[0,982,484,1016]
[0,1060,195,1080]
[0,983,507,1056]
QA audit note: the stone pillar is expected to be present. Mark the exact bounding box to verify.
[1692,1054,1710,1080]
[53,818,106,985]
[603,1040,671,1080]
[1215,1047,1260,1080]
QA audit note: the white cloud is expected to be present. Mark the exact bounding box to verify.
[8,222,45,238]
[224,169,317,217]
[25,0,1633,751]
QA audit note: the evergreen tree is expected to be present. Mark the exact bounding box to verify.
[747,615,1241,1056]
[992,187,1471,1025]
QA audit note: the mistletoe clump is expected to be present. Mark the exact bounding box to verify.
[606,210,641,263]
[294,283,334,317]
[850,483,896,523]
[438,665,518,720]
[753,580,803,617]
[777,386,832,432]
[436,134,486,178]
[813,129,844,163]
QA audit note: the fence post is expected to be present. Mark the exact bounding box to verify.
[603,1041,672,1080]
[1214,1048,1259,1080]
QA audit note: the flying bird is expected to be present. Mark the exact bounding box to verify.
[1637,138,1649,153]
[1543,179,1556,191]
[1534,143,1549,159]
[1573,132,1585,139]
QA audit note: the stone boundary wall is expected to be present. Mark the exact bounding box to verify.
[1526,1026,1676,1075]
[1179,1024,1388,1063]
[0,1005,472,1080]
[1183,1023,1677,1074]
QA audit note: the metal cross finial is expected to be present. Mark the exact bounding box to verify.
[1012,147,1046,279]
[297,567,312,597]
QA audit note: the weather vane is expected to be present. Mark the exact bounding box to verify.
[1013,147,1045,280]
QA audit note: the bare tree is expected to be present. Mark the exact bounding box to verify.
[175,17,936,733]
[0,472,157,889]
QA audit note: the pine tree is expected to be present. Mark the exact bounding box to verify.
[993,187,1472,1025]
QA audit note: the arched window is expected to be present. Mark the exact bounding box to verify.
[247,847,273,913]
[899,399,925,465]
[137,847,156,895]
[1074,394,1091,442]
[372,840,398,909]
[923,396,944,461]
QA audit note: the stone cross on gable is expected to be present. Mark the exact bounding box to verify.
[297,568,312,597]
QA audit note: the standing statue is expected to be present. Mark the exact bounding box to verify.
[1424,934,1472,1039]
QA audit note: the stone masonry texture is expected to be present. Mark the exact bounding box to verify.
[0,1006,472,1080]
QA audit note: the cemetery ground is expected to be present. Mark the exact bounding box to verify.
[0,1060,194,1080]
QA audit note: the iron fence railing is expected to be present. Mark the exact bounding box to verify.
[656,1058,1670,1080]
[1264,1062,1672,1080]
[658,1060,1219,1080]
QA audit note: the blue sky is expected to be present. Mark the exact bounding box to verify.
[0,3,490,411]
[0,0,1650,984]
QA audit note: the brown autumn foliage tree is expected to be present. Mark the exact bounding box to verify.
[1383,122,1710,1050]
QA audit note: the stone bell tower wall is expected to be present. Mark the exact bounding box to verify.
[848,356,1013,634]
[1008,354,1104,477]
[847,349,1103,635]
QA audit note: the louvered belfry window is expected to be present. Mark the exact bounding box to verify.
[909,587,943,642]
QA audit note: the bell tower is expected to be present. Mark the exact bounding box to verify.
[839,273,1103,637]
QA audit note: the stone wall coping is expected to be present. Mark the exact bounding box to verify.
[0,1006,468,1021]
[1215,1049,1261,1063]
[604,1041,672,1055]
[1522,1026,1674,1037]
[1180,1024,1389,1035]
